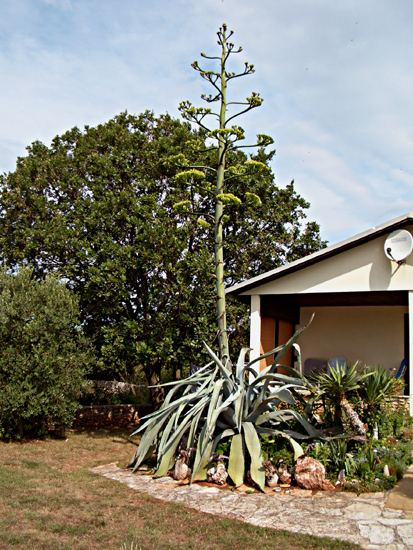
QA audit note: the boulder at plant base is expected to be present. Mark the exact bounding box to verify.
[279,470,292,485]
[295,457,333,491]
[207,463,228,485]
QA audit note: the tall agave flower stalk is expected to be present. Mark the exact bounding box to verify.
[170,24,274,363]
[128,26,321,490]
[128,321,320,492]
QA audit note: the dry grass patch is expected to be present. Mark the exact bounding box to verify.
[0,428,361,550]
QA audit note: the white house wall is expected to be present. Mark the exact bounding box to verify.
[298,305,407,371]
[240,226,413,296]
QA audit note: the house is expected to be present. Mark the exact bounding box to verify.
[226,212,413,414]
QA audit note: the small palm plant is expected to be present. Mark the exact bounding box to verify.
[128,321,320,492]
[315,362,372,436]
[360,365,402,413]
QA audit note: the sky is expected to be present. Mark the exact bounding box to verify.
[1,0,413,244]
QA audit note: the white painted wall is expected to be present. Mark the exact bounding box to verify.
[298,305,407,372]
[241,225,413,297]
[240,226,413,412]
[249,295,261,376]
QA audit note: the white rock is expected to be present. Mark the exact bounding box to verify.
[358,523,394,545]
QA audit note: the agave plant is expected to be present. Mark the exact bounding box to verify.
[314,362,372,436]
[128,322,320,492]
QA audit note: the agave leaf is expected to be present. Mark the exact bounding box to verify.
[159,394,210,456]
[192,440,213,482]
[246,370,303,405]
[206,378,225,428]
[221,406,236,427]
[261,317,313,396]
[129,400,180,464]
[187,406,205,449]
[291,388,317,420]
[211,428,236,451]
[242,422,265,492]
[154,440,179,477]
[207,386,243,434]
[172,375,215,430]
[246,343,287,371]
[155,391,213,476]
[130,389,197,434]
[129,404,171,437]
[206,403,227,439]
[253,387,296,409]
[140,443,156,465]
[293,343,302,375]
[234,390,245,432]
[129,416,168,470]
[245,315,312,376]
[157,414,177,457]
[236,347,251,381]
[203,341,233,391]
[254,425,305,460]
[282,430,317,440]
[153,451,174,477]
[266,370,305,385]
[254,426,278,435]
[268,363,306,380]
[281,409,321,437]
[137,390,203,433]
[154,406,199,476]
[191,423,210,481]
[160,365,216,406]
[228,433,245,487]
[275,431,305,460]
[256,409,321,438]
[153,364,213,388]
[245,389,297,423]
[255,409,287,425]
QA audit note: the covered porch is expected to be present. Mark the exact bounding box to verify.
[226,213,413,414]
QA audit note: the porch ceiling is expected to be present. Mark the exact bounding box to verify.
[238,291,409,323]
[262,290,408,308]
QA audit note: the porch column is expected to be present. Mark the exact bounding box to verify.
[249,295,261,377]
[408,291,413,416]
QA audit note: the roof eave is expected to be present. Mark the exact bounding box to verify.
[226,212,413,296]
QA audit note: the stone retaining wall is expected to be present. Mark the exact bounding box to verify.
[73,404,153,429]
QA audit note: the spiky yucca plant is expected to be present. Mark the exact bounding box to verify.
[315,362,372,436]
[128,322,320,492]
[360,365,402,412]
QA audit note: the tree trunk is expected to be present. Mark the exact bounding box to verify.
[340,397,366,436]
[145,361,165,410]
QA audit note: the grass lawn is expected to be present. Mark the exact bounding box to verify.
[0,427,361,550]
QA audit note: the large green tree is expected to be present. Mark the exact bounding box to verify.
[0,266,92,439]
[0,111,324,407]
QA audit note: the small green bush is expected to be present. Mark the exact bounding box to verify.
[0,267,94,439]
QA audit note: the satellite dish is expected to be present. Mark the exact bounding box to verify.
[384,229,413,262]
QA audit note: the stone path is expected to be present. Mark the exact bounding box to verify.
[91,463,413,550]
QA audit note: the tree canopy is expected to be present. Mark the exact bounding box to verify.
[0,266,92,439]
[0,110,325,406]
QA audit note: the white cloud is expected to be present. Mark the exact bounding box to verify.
[1,0,413,244]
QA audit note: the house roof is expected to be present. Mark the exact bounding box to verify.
[226,212,413,297]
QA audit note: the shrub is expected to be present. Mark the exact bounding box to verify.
[0,267,94,439]
[78,380,149,406]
